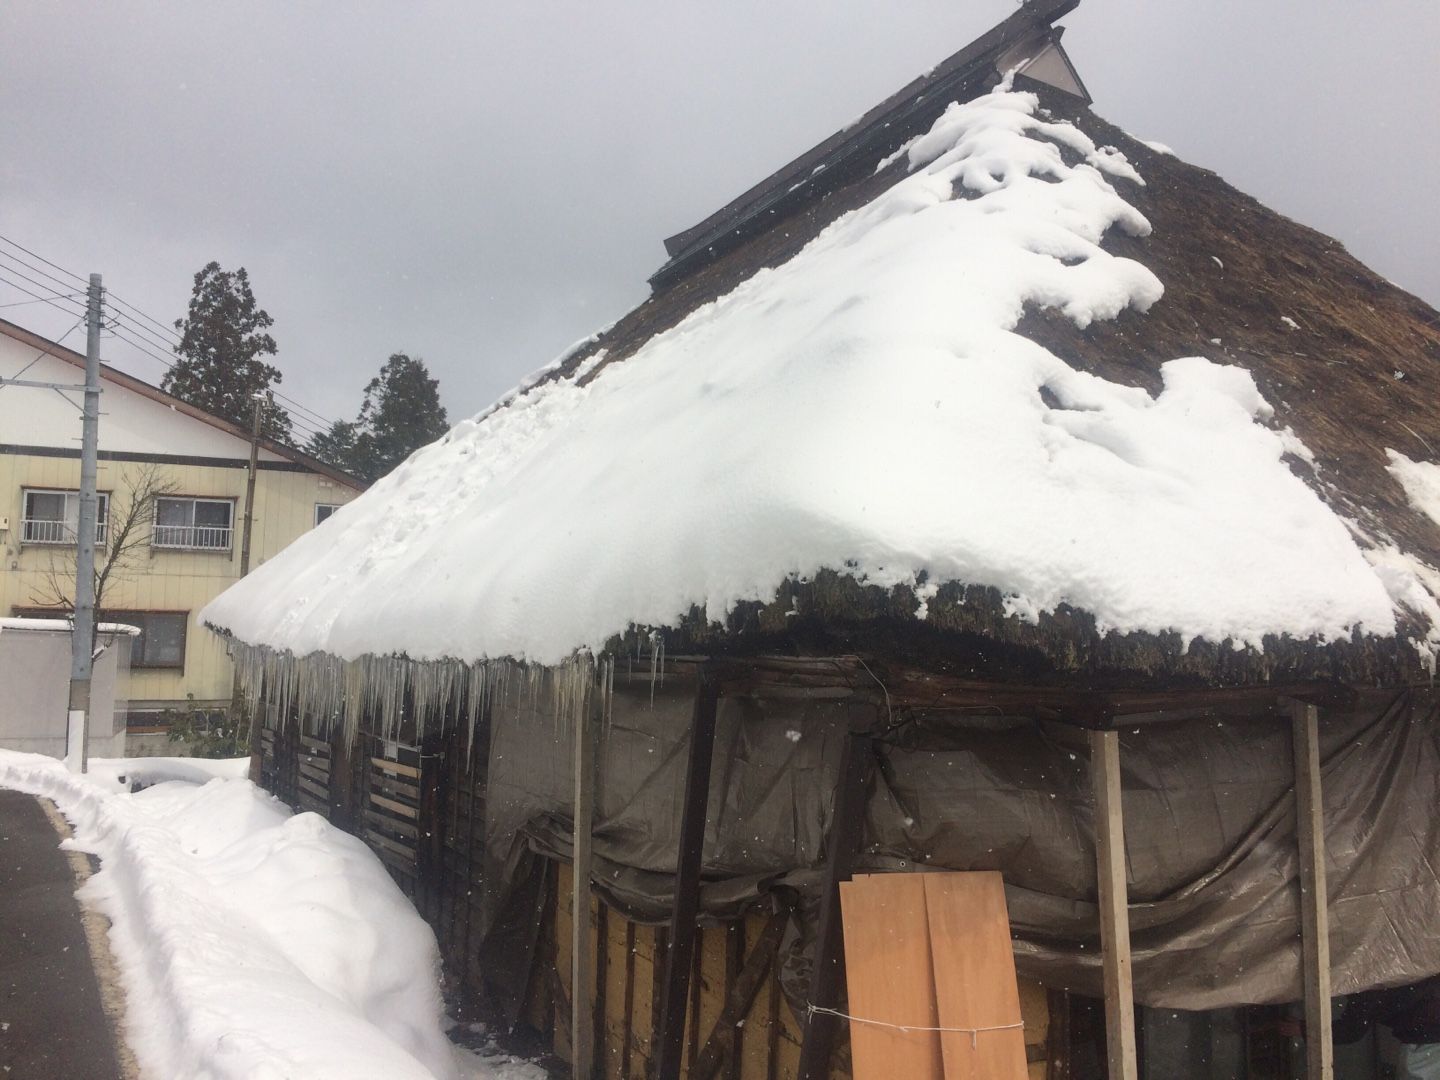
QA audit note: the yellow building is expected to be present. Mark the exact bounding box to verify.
[0,317,362,721]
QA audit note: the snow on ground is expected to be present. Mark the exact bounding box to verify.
[84,754,251,792]
[202,82,1437,667]
[0,750,538,1080]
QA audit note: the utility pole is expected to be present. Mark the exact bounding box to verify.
[70,273,104,774]
[239,392,263,576]
[237,391,263,781]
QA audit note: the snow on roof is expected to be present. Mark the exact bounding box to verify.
[0,618,142,636]
[202,84,1440,669]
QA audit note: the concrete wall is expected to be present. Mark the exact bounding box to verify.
[0,624,130,758]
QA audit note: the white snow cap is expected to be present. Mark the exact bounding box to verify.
[1388,450,1440,528]
[203,86,1435,666]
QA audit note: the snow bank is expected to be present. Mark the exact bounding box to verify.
[87,754,251,792]
[203,84,1425,666]
[0,750,455,1080]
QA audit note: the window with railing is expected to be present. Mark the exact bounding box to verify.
[21,489,109,545]
[152,496,234,551]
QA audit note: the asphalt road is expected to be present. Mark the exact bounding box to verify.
[0,788,126,1079]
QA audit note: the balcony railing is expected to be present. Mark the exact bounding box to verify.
[151,524,233,550]
[21,518,108,545]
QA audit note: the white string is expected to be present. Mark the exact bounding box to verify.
[807,1004,1024,1050]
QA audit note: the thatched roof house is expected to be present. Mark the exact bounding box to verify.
[204,2,1440,1077]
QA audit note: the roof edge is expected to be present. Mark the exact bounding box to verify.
[0,316,365,491]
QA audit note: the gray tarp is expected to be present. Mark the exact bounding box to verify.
[481,676,1440,1013]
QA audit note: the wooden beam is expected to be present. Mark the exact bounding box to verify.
[1045,988,1072,1080]
[1290,700,1333,1080]
[1089,729,1137,1080]
[655,673,721,1079]
[571,677,598,1080]
[797,732,875,1080]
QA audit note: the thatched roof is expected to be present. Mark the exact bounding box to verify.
[203,11,1440,690]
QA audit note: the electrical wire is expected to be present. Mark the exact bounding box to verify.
[0,247,86,296]
[0,273,88,317]
[0,314,87,391]
[2,234,347,446]
[0,233,87,285]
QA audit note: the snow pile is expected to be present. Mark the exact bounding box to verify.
[0,750,456,1080]
[204,84,1423,666]
[86,753,251,791]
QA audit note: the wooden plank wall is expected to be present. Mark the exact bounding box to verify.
[550,863,812,1080]
[362,742,423,900]
[296,732,332,817]
[547,864,1054,1080]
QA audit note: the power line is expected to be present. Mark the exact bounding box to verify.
[0,233,87,286]
[0,314,87,391]
[0,291,86,309]
[0,247,85,296]
[2,234,347,445]
[106,290,182,344]
[0,272,88,317]
[104,315,334,440]
[105,326,330,444]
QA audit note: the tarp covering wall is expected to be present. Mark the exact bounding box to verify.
[479,677,1440,1013]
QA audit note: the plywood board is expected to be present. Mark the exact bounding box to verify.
[839,873,944,1080]
[922,872,1027,1080]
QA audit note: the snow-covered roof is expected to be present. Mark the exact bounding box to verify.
[202,78,1440,681]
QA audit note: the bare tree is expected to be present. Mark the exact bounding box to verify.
[30,464,179,642]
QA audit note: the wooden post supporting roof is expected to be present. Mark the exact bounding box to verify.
[655,673,720,1079]
[571,676,598,1080]
[1089,729,1137,1080]
[797,731,875,1080]
[1290,700,1333,1079]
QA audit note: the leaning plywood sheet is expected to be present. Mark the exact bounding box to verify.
[923,872,1027,1080]
[840,873,944,1080]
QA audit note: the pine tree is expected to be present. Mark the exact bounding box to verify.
[348,353,449,482]
[306,419,360,471]
[164,262,292,439]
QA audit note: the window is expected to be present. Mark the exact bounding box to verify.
[314,503,341,526]
[21,489,109,545]
[152,497,234,550]
[107,610,187,669]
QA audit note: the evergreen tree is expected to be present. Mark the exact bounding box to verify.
[349,353,449,482]
[306,419,360,471]
[164,262,292,439]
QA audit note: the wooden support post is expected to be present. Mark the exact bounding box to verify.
[1291,700,1332,1080]
[797,731,875,1080]
[328,718,357,833]
[572,678,598,1080]
[1089,729,1137,1080]
[417,731,447,926]
[655,673,720,1080]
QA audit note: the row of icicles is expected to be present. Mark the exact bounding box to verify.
[232,632,667,754]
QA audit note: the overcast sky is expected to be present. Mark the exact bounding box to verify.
[3,1,1436,444]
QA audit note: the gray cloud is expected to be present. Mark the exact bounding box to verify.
[3,1,1435,436]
